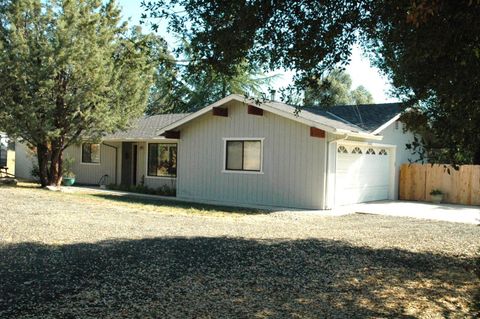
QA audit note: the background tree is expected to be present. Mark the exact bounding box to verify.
[350,85,374,105]
[303,69,374,106]
[146,41,276,114]
[0,0,154,186]
[143,0,480,164]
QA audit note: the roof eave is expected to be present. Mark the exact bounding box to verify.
[333,129,384,140]
[371,113,401,135]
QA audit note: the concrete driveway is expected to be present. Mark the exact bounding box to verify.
[335,200,480,225]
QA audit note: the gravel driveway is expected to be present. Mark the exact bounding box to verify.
[1,185,479,318]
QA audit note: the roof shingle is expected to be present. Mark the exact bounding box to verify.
[104,113,190,140]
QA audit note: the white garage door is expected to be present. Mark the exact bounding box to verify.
[335,145,392,206]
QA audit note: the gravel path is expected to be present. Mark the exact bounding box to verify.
[0,185,479,318]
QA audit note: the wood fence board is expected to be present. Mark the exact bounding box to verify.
[399,164,480,206]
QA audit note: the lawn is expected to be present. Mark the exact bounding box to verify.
[0,185,479,318]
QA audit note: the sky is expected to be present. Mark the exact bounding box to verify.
[117,0,397,103]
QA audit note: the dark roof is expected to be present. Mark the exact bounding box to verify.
[104,113,190,140]
[310,103,404,133]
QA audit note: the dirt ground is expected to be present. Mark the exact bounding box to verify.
[1,185,479,318]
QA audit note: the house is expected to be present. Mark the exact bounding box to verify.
[0,132,15,177]
[15,94,418,209]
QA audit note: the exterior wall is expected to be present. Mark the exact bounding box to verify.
[376,121,419,199]
[6,144,15,176]
[137,141,177,190]
[15,142,35,180]
[177,100,326,209]
[64,142,121,185]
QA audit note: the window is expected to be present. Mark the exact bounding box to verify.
[225,140,262,172]
[337,146,348,154]
[82,143,101,164]
[148,143,177,177]
[0,135,8,167]
[351,147,363,154]
[366,148,376,155]
[379,149,388,155]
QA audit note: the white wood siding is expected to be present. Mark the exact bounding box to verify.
[379,121,419,199]
[177,100,326,209]
[15,142,35,180]
[64,142,121,185]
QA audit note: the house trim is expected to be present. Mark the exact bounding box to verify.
[157,95,383,140]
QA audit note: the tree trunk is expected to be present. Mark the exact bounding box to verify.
[36,143,50,187]
[48,139,64,186]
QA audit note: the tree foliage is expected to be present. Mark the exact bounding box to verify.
[363,1,480,164]
[147,40,276,114]
[143,0,480,164]
[0,0,155,186]
[303,69,374,106]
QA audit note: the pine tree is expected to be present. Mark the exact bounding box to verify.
[0,0,154,186]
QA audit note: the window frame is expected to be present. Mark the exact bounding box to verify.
[146,143,178,178]
[81,143,101,165]
[222,138,264,174]
[0,135,8,167]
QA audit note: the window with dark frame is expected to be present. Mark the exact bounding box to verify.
[225,140,262,172]
[148,143,177,177]
[0,136,8,167]
[81,143,101,163]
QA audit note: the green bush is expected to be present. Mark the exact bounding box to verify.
[107,183,176,196]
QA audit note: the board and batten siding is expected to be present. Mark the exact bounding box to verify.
[177,100,326,209]
[64,142,121,185]
[379,121,419,199]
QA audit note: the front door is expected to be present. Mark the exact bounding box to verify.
[132,144,138,185]
[121,142,133,186]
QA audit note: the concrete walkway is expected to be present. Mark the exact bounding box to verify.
[334,200,480,225]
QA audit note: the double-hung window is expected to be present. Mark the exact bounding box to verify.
[148,143,177,177]
[81,143,101,164]
[225,139,262,172]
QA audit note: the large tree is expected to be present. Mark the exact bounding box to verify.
[303,69,374,106]
[143,0,480,164]
[362,1,480,164]
[0,0,154,186]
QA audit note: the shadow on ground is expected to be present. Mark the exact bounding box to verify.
[89,193,270,214]
[0,237,477,318]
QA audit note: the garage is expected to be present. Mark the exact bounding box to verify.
[334,143,394,206]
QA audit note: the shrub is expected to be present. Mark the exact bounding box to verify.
[107,183,176,196]
[430,189,443,196]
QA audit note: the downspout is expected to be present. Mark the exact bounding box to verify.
[103,142,118,185]
[322,133,349,210]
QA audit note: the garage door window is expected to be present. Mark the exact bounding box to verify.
[379,149,388,155]
[352,147,362,154]
[366,148,376,155]
[338,146,348,153]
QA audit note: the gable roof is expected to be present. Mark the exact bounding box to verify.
[103,113,190,141]
[316,102,404,133]
[157,94,387,140]
[103,96,403,141]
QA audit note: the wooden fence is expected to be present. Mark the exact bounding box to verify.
[399,164,480,205]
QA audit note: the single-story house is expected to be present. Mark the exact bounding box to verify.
[0,132,15,176]
[15,94,418,209]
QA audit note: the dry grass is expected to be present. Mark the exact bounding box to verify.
[0,184,479,318]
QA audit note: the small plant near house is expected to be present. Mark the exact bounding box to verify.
[429,189,444,204]
[62,157,76,186]
[107,183,176,197]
